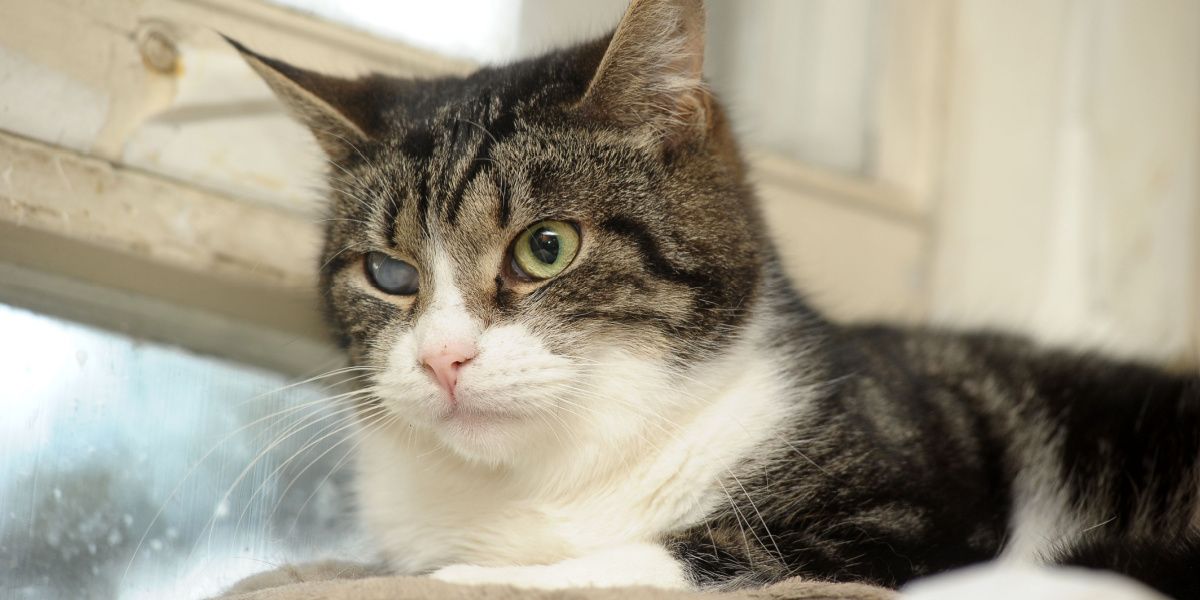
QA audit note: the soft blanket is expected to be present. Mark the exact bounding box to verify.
[216,562,896,600]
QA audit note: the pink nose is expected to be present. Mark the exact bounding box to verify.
[420,341,478,397]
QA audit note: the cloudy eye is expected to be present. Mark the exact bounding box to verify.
[510,220,580,281]
[365,252,419,295]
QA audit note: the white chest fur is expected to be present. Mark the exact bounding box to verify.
[353,344,798,575]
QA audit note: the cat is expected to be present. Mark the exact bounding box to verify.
[228,0,1200,597]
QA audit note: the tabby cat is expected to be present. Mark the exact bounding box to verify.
[229,0,1200,597]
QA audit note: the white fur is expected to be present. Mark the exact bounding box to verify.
[414,251,482,358]
[430,543,687,589]
[357,284,797,588]
[1003,458,1085,560]
[902,564,1167,600]
[1002,423,1106,562]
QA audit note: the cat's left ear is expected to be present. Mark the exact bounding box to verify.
[580,0,709,147]
[225,36,383,162]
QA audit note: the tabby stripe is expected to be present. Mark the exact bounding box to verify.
[493,274,514,310]
[599,216,716,292]
[441,118,474,217]
[382,195,403,248]
[448,109,519,225]
[497,178,513,229]
[399,129,435,238]
[416,170,431,236]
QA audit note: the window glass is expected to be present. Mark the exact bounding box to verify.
[706,0,882,173]
[0,304,363,600]
[268,0,528,62]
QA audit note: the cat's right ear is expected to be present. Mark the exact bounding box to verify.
[224,36,380,162]
[581,0,708,148]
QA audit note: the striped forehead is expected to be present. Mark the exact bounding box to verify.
[378,95,522,247]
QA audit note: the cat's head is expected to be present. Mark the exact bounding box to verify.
[235,0,770,465]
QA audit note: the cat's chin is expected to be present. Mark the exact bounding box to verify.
[432,406,541,464]
[440,405,520,428]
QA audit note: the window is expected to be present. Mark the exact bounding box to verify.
[0,303,360,599]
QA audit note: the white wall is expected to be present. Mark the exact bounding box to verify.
[931,0,1199,362]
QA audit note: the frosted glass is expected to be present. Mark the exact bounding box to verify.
[0,304,365,600]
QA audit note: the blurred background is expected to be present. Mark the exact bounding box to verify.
[0,0,1197,598]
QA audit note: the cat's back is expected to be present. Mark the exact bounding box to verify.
[821,323,1200,553]
[823,324,1199,468]
[832,323,1197,414]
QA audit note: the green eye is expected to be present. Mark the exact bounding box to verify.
[511,220,580,280]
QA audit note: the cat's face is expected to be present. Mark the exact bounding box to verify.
[236,0,764,464]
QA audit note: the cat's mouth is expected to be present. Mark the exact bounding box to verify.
[439,405,519,428]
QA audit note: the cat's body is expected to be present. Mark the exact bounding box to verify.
[354,269,800,580]
[230,0,1200,597]
[671,313,1200,589]
[358,258,1200,595]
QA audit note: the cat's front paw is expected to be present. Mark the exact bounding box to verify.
[430,564,518,586]
[432,561,614,590]
[428,545,689,590]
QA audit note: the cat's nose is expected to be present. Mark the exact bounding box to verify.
[420,341,478,397]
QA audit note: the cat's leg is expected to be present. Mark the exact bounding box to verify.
[429,542,689,590]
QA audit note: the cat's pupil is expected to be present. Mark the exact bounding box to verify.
[530,228,560,264]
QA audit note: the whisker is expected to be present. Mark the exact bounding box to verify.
[235,367,379,408]
[264,401,389,524]
[281,410,399,538]
[185,392,376,564]
[231,400,378,539]
[119,387,374,586]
